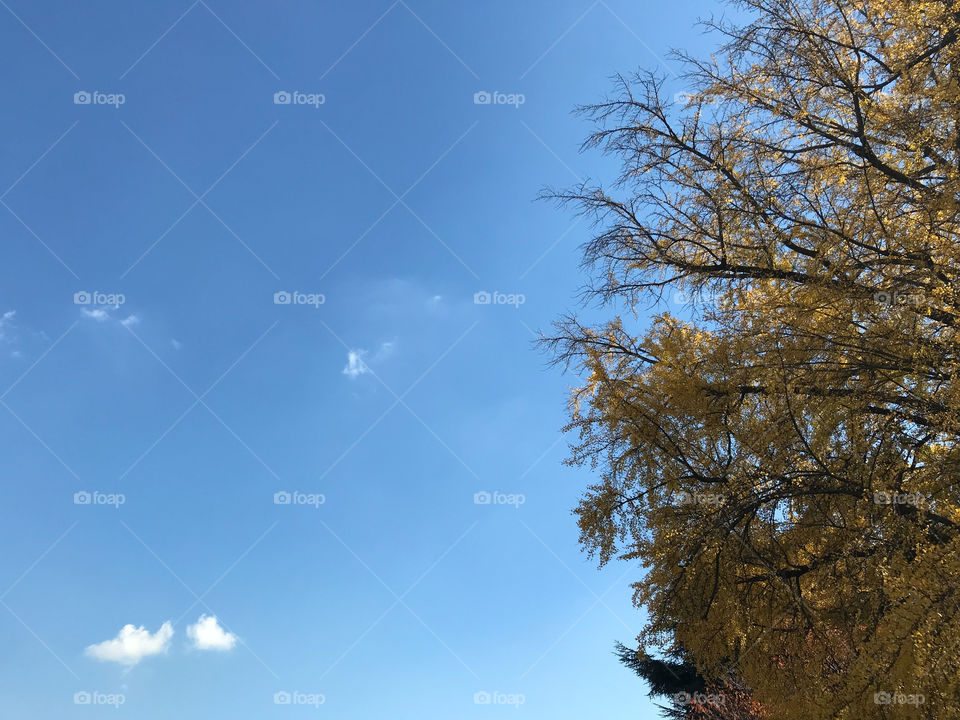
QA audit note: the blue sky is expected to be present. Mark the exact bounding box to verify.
[0,1,716,717]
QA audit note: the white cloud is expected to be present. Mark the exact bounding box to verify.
[186,614,237,651]
[81,308,109,322]
[342,341,395,380]
[79,308,142,329]
[0,310,16,343]
[171,338,182,350]
[373,341,395,361]
[85,622,173,665]
[342,350,369,379]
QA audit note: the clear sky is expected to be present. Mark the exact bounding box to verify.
[0,1,716,717]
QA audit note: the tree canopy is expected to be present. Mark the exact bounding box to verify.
[549,1,960,717]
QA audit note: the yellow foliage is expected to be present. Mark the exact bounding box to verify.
[551,1,960,717]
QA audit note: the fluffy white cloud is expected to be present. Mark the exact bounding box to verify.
[186,614,237,651]
[342,350,369,379]
[342,342,396,379]
[85,622,173,665]
[120,314,140,327]
[81,308,109,322]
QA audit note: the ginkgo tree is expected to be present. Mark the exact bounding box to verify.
[547,1,960,718]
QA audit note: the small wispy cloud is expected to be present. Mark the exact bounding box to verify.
[0,311,47,358]
[81,308,110,322]
[375,341,396,360]
[342,341,396,379]
[0,310,16,342]
[186,615,237,651]
[80,307,143,330]
[85,622,173,666]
